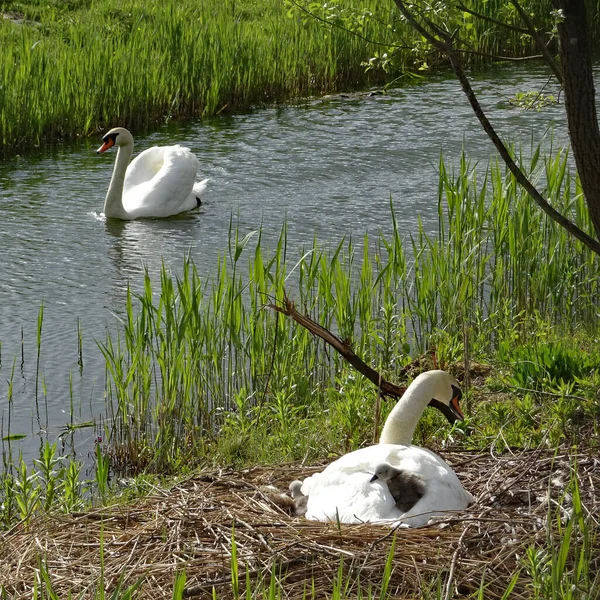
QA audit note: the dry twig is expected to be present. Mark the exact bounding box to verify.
[1,449,598,599]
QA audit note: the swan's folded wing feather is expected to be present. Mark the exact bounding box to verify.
[123,145,201,218]
[192,178,209,197]
[398,478,473,526]
[124,147,167,188]
[389,447,474,526]
[303,469,401,524]
[301,444,472,527]
[302,445,414,523]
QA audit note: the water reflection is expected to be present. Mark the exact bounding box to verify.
[103,215,204,307]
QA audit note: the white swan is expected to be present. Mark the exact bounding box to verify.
[97,127,209,220]
[299,370,474,527]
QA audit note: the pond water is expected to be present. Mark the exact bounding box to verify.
[0,64,567,465]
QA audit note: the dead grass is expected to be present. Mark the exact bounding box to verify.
[1,448,598,599]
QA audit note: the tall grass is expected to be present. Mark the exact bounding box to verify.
[0,149,598,600]
[1,147,598,524]
[4,0,600,155]
[0,0,394,154]
[94,148,599,474]
[0,442,87,529]
[521,471,598,600]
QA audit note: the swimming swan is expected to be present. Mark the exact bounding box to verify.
[299,370,474,527]
[97,127,208,220]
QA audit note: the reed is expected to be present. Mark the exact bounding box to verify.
[4,0,599,155]
[92,147,600,475]
[1,147,598,530]
[0,0,394,155]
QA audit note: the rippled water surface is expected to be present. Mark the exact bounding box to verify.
[0,66,567,462]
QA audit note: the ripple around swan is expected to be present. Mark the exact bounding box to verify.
[0,64,569,463]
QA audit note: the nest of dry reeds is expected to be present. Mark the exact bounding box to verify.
[1,448,598,599]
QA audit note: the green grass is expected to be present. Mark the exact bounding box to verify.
[1,145,598,526]
[0,0,395,154]
[91,146,599,475]
[2,1,599,593]
[0,152,598,597]
[3,0,600,155]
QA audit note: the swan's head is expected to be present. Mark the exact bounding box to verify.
[380,370,464,446]
[422,370,464,424]
[97,127,133,153]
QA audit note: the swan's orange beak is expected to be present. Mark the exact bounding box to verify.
[97,138,115,154]
[450,389,464,421]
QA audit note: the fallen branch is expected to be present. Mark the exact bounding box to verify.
[268,295,406,399]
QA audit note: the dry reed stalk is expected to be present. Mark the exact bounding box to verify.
[1,449,598,599]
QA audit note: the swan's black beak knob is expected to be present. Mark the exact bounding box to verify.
[97,133,117,154]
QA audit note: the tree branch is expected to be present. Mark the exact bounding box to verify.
[456,3,530,34]
[392,0,600,256]
[509,0,563,84]
[454,49,546,62]
[268,295,407,399]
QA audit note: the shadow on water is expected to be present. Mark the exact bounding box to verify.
[104,213,201,288]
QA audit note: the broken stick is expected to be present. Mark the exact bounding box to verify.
[268,295,406,399]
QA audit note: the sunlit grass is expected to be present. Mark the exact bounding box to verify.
[0,0,395,154]
[4,0,599,155]
[90,147,600,475]
[1,146,598,525]
[0,150,598,597]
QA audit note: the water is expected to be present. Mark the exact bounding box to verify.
[0,65,567,464]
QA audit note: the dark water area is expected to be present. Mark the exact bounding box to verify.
[0,64,569,465]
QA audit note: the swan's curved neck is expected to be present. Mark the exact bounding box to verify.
[103,142,133,219]
[379,381,432,445]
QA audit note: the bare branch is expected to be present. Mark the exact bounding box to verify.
[392,0,600,256]
[509,0,563,84]
[456,3,529,34]
[454,49,546,62]
[268,296,407,399]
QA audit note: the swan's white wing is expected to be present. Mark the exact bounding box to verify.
[124,147,167,188]
[302,445,404,524]
[122,145,202,218]
[192,178,209,197]
[303,468,401,524]
[301,444,472,527]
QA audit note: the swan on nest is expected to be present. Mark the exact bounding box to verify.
[297,370,474,527]
[97,127,209,220]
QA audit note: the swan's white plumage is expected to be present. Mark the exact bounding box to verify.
[298,370,473,527]
[301,444,473,526]
[98,127,208,220]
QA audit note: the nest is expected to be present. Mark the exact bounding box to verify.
[1,448,598,599]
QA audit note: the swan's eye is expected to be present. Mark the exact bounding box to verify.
[97,133,118,153]
[102,133,118,144]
